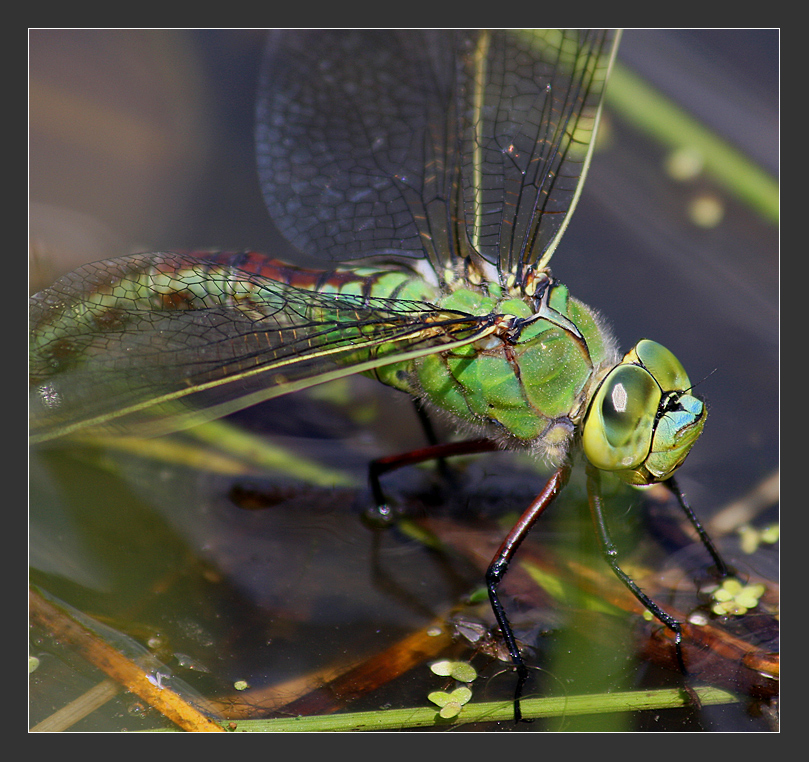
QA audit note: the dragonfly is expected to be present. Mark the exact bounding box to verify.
[29,30,731,721]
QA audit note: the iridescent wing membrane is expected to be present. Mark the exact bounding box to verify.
[256,30,616,281]
[29,30,617,443]
[29,253,489,441]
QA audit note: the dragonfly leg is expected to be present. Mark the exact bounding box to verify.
[486,463,571,723]
[364,438,500,527]
[665,476,732,579]
[585,464,690,676]
[412,397,440,447]
[411,398,452,482]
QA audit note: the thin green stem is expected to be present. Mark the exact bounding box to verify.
[147,686,738,732]
[606,62,778,225]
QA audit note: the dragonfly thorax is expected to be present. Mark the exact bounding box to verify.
[396,280,620,465]
[375,276,705,481]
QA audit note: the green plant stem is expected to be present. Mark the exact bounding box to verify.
[607,62,778,225]
[147,686,737,731]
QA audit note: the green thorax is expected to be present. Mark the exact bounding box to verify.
[337,267,619,465]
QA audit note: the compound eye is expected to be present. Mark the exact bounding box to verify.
[583,364,660,471]
[634,339,691,393]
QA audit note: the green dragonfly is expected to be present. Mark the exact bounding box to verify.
[29,30,730,720]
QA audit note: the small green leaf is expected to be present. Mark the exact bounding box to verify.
[466,586,489,605]
[430,661,454,678]
[449,687,472,705]
[427,691,453,707]
[439,702,462,719]
[710,577,766,616]
[428,687,472,708]
[449,662,477,683]
[429,660,477,682]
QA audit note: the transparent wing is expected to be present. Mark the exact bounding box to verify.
[256,30,618,285]
[256,30,463,279]
[29,253,491,442]
[31,30,619,444]
[459,30,618,280]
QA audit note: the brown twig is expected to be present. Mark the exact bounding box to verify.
[29,588,224,732]
[211,615,455,719]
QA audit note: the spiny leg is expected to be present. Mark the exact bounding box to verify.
[365,437,499,526]
[486,463,571,723]
[412,397,441,448]
[665,476,732,579]
[585,464,689,675]
[412,397,453,483]
[366,438,573,722]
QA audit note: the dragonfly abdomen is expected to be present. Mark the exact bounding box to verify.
[200,251,440,304]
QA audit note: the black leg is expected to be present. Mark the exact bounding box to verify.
[365,438,499,524]
[412,398,454,483]
[665,476,732,579]
[585,464,688,675]
[486,463,571,722]
[412,397,440,447]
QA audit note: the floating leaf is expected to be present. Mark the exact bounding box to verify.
[429,661,454,678]
[429,660,477,682]
[428,686,473,712]
[428,690,453,707]
[709,578,766,616]
[449,662,477,683]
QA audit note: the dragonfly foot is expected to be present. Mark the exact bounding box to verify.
[361,502,400,529]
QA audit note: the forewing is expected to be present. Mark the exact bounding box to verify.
[458,30,619,279]
[29,253,488,442]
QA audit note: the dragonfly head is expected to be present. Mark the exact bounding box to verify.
[581,340,706,486]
